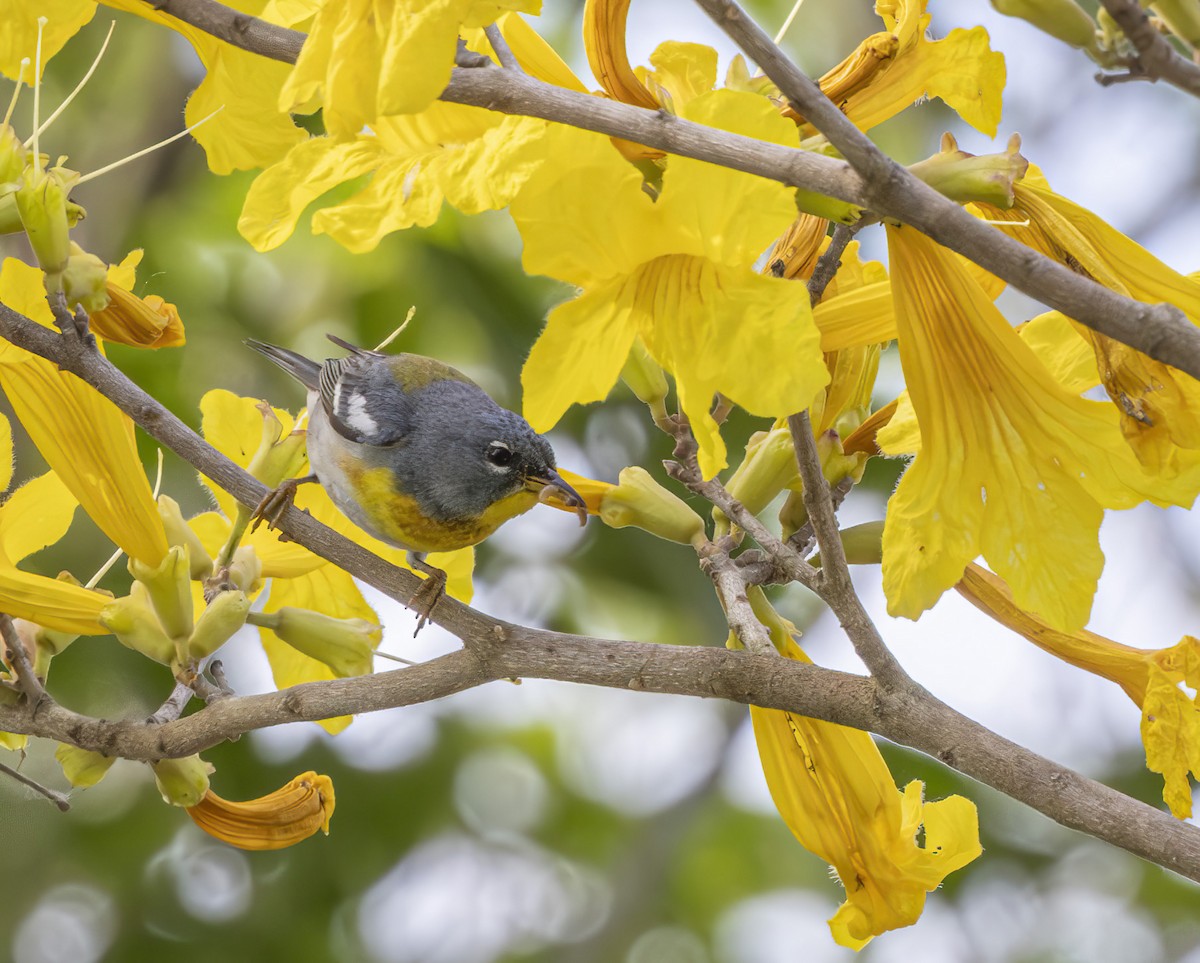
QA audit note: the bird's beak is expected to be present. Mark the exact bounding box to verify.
[527,469,588,527]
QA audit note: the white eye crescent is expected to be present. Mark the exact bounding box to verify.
[486,441,515,469]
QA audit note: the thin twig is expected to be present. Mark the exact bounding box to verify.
[0,615,45,702]
[483,23,522,71]
[807,220,864,305]
[146,682,194,725]
[698,541,776,655]
[0,760,70,811]
[1097,0,1200,98]
[786,413,908,687]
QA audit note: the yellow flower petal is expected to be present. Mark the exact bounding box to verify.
[959,563,1200,818]
[0,471,77,563]
[313,108,547,253]
[187,770,335,850]
[636,258,826,478]
[239,136,382,252]
[0,563,108,635]
[521,280,639,434]
[0,411,12,494]
[198,389,298,520]
[881,227,1184,630]
[282,0,538,131]
[463,13,588,93]
[843,20,1005,135]
[89,251,186,349]
[0,0,95,80]
[102,0,305,173]
[257,565,372,734]
[752,636,981,948]
[0,260,167,566]
[583,0,659,108]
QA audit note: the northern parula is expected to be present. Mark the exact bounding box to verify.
[247,335,586,625]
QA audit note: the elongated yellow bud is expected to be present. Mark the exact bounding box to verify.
[91,281,185,349]
[724,427,799,516]
[620,340,669,411]
[254,607,378,677]
[14,167,73,281]
[129,545,193,642]
[991,0,1097,48]
[152,755,214,807]
[909,133,1029,209]
[1152,1,1200,48]
[188,590,251,659]
[227,545,262,594]
[56,743,116,788]
[101,581,176,664]
[812,521,885,568]
[599,466,705,545]
[186,771,335,851]
[158,495,213,580]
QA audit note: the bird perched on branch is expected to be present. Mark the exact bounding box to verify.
[247,335,586,629]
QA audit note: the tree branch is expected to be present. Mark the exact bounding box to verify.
[1097,0,1200,98]
[0,303,1198,881]
[135,0,1200,387]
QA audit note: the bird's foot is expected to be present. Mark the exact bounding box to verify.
[409,567,448,636]
[251,474,318,534]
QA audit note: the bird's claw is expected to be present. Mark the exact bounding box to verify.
[251,478,303,534]
[409,568,448,636]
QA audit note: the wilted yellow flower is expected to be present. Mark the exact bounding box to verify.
[881,226,1195,631]
[979,170,1200,476]
[745,589,981,949]
[187,771,335,851]
[958,563,1200,818]
[513,92,828,479]
[821,0,1005,136]
[89,250,185,348]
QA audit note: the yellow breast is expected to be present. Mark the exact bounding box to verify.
[347,465,538,553]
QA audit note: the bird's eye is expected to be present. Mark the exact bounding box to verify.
[486,443,515,467]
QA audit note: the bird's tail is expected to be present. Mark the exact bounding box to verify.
[244,339,321,391]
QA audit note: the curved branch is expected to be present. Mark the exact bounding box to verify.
[1098,0,1200,98]
[0,304,1198,880]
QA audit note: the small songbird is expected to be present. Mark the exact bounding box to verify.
[246,335,586,627]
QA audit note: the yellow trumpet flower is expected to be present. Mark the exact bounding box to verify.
[186,771,336,851]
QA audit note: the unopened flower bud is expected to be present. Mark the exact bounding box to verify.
[991,0,1096,49]
[61,243,110,313]
[15,167,74,280]
[0,126,25,188]
[101,581,176,665]
[812,520,885,568]
[599,466,705,544]
[56,743,116,788]
[187,590,251,659]
[909,133,1029,209]
[620,340,669,410]
[252,607,378,677]
[724,427,799,516]
[1152,1,1200,48]
[247,403,308,489]
[227,545,262,594]
[129,545,193,642]
[158,495,213,580]
[152,755,214,808]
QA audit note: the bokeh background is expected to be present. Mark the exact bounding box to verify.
[2,2,1200,961]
